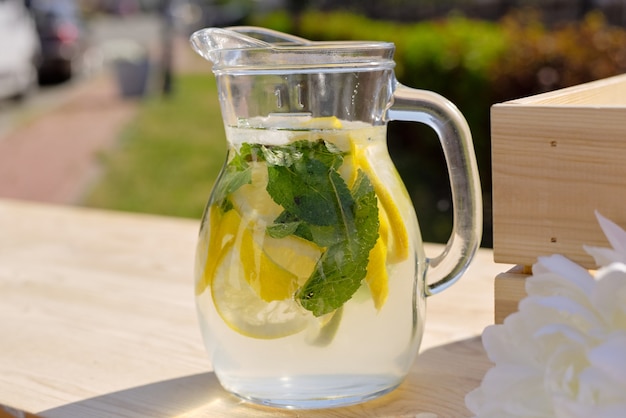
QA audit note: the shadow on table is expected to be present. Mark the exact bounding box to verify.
[39,372,231,418]
[40,337,490,418]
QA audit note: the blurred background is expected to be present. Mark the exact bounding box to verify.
[1,0,626,248]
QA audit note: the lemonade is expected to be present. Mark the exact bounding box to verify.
[194,119,426,408]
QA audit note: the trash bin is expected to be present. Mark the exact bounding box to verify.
[104,39,151,98]
[113,56,150,98]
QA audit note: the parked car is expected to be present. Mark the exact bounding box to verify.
[28,0,89,83]
[0,0,41,101]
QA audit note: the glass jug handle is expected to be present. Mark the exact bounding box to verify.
[388,83,482,296]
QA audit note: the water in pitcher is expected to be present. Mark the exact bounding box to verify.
[194,117,426,408]
[189,25,482,410]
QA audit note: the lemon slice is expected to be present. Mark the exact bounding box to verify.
[230,161,283,225]
[198,205,320,338]
[195,206,240,295]
[351,140,409,263]
[365,226,390,311]
[301,116,343,130]
[263,234,322,281]
[239,221,302,302]
[212,246,311,339]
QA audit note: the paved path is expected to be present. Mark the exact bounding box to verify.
[0,73,139,205]
[0,34,209,206]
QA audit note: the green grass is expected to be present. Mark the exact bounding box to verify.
[82,74,227,219]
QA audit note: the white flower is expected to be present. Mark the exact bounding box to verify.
[466,212,626,417]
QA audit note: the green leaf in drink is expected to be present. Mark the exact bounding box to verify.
[220,139,379,317]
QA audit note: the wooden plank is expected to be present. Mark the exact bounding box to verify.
[491,75,626,268]
[507,73,626,106]
[494,266,530,324]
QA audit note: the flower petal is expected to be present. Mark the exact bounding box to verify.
[485,316,543,365]
[587,334,626,386]
[534,323,590,346]
[525,273,593,308]
[584,245,625,268]
[596,211,626,256]
[554,397,626,418]
[584,212,626,267]
[592,263,626,328]
[520,295,602,334]
[532,255,595,294]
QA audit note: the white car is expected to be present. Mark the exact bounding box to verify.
[0,0,41,101]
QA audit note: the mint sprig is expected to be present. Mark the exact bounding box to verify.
[221,139,379,317]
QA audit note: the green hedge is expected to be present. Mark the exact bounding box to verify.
[250,9,626,246]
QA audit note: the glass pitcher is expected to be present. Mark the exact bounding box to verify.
[190,26,482,409]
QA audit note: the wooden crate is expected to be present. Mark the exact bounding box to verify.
[491,74,626,323]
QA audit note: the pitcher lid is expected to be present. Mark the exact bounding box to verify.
[190,26,395,75]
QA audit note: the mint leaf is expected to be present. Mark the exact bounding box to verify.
[266,219,300,238]
[259,139,343,169]
[296,242,366,315]
[296,171,379,316]
[352,170,380,257]
[211,146,253,206]
[266,158,346,226]
[268,210,341,246]
[307,224,343,247]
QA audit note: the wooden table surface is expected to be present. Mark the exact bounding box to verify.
[0,198,511,417]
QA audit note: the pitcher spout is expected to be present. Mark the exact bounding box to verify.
[189,26,309,64]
